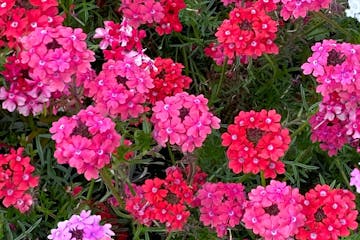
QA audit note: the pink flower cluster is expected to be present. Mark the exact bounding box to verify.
[125,166,206,231]
[84,52,154,120]
[151,92,220,152]
[302,40,360,155]
[297,184,358,240]
[0,0,63,48]
[148,57,192,104]
[350,168,360,193]
[0,147,39,213]
[221,109,291,178]
[94,19,146,61]
[215,6,279,60]
[280,0,332,20]
[242,180,305,240]
[50,106,122,180]
[48,210,115,240]
[195,182,246,237]
[118,0,186,35]
[0,25,95,116]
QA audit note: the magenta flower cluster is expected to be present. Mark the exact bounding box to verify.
[50,106,122,180]
[195,182,246,237]
[151,92,221,152]
[242,180,305,240]
[303,40,360,155]
[48,210,114,240]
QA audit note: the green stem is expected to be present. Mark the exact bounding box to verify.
[214,58,228,100]
[99,168,125,208]
[86,179,94,200]
[167,143,176,165]
[260,171,266,186]
[334,158,352,190]
[291,121,308,139]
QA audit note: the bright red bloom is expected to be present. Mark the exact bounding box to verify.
[296,185,358,240]
[215,6,278,61]
[221,109,290,178]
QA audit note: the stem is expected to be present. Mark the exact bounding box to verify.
[291,120,308,139]
[86,179,95,200]
[214,58,228,100]
[167,143,176,165]
[99,168,125,208]
[334,158,352,190]
[260,171,266,186]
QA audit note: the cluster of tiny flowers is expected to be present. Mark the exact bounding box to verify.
[215,6,278,60]
[204,43,235,66]
[84,51,154,120]
[279,0,331,20]
[0,147,39,213]
[195,182,246,237]
[125,166,204,231]
[48,210,115,240]
[151,92,220,152]
[296,185,358,240]
[118,0,186,35]
[242,180,305,240]
[148,57,192,104]
[0,0,63,48]
[93,19,146,60]
[346,0,360,22]
[221,109,291,178]
[350,168,360,193]
[20,26,95,93]
[302,40,360,155]
[50,106,122,180]
[0,25,95,116]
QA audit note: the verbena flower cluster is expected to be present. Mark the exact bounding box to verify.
[118,0,186,35]
[0,147,39,213]
[148,57,192,104]
[48,210,115,240]
[0,0,63,48]
[303,40,360,155]
[222,109,291,178]
[84,51,154,120]
[243,180,305,240]
[0,25,95,116]
[50,106,122,180]
[350,168,360,193]
[297,184,358,239]
[215,6,279,59]
[195,182,246,237]
[346,0,360,22]
[125,166,206,231]
[94,19,146,60]
[151,92,220,152]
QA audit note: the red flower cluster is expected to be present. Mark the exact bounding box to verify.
[125,166,205,231]
[0,0,63,48]
[148,57,192,104]
[195,182,246,237]
[94,19,146,61]
[215,6,278,60]
[50,106,124,180]
[297,185,358,240]
[222,109,290,178]
[0,147,39,213]
[118,0,186,35]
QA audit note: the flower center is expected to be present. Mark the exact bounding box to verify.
[314,208,327,222]
[71,121,92,138]
[45,39,62,49]
[179,107,190,121]
[264,204,280,216]
[70,229,83,240]
[166,192,180,204]
[327,49,346,66]
[246,128,265,145]
[239,20,252,30]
